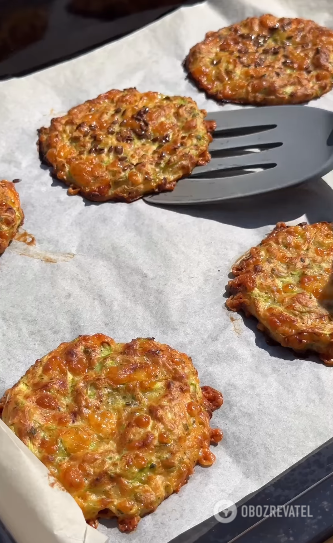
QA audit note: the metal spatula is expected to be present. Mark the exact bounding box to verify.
[144,105,333,205]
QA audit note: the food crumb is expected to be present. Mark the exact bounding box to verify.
[229,314,242,336]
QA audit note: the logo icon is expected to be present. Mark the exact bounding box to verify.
[214,500,237,523]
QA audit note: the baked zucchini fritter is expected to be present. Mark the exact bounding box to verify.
[186,15,333,105]
[0,335,223,532]
[0,180,24,255]
[38,88,215,202]
[227,222,333,364]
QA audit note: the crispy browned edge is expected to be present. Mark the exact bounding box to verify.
[0,180,24,254]
[226,221,333,363]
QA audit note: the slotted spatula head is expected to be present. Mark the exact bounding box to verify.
[144,106,333,205]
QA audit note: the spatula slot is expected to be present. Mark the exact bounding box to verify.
[210,142,283,158]
[212,124,277,138]
[191,163,277,179]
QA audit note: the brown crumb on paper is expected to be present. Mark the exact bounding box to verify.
[229,314,242,336]
[15,230,36,246]
[9,240,74,263]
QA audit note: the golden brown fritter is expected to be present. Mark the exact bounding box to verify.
[186,14,333,105]
[0,180,24,255]
[226,222,333,364]
[38,88,216,202]
[1,335,223,532]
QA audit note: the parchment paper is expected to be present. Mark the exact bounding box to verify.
[0,421,107,543]
[1,1,333,542]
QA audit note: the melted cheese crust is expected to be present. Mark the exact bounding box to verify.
[0,180,24,254]
[186,15,333,105]
[227,222,333,364]
[38,88,215,202]
[1,335,222,532]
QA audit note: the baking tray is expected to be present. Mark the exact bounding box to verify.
[2,435,333,543]
[0,2,332,543]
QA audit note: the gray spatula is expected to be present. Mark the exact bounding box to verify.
[144,105,333,205]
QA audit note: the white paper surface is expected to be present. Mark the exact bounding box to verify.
[0,421,106,543]
[1,1,333,542]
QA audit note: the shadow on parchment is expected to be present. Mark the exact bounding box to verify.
[146,178,333,229]
[41,157,333,218]
[98,518,118,530]
[229,308,322,365]
[222,288,295,362]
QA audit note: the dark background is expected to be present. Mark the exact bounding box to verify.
[0,0,199,79]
